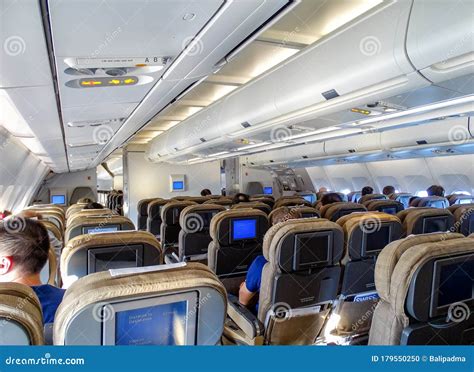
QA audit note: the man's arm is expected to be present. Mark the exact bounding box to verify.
[239,281,257,306]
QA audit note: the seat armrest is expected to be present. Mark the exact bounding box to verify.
[227,294,264,339]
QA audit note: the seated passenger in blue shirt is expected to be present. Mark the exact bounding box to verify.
[0,216,65,324]
[239,207,302,312]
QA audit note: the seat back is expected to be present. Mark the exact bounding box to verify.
[54,263,227,345]
[368,233,472,345]
[66,208,115,228]
[61,231,163,287]
[185,196,211,204]
[258,218,344,345]
[397,208,454,235]
[208,209,268,294]
[389,193,413,208]
[359,194,387,206]
[347,191,362,203]
[416,196,449,208]
[249,197,275,209]
[178,204,226,262]
[66,203,88,219]
[366,199,404,215]
[64,215,135,242]
[203,198,233,207]
[146,199,170,236]
[232,202,272,214]
[0,283,44,345]
[160,201,197,252]
[137,198,160,230]
[332,212,403,337]
[448,194,474,205]
[274,197,312,209]
[449,204,474,236]
[320,202,367,222]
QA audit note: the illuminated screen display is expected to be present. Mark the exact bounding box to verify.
[302,195,315,203]
[173,181,184,191]
[115,301,187,345]
[232,218,257,240]
[83,225,120,234]
[263,187,273,195]
[51,195,66,205]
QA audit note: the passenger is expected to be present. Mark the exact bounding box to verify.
[318,187,328,193]
[238,208,302,312]
[382,185,396,196]
[232,193,250,204]
[83,202,104,210]
[320,192,342,206]
[0,218,65,324]
[426,185,445,197]
[200,189,212,197]
[77,197,93,204]
[409,196,420,208]
[361,186,374,196]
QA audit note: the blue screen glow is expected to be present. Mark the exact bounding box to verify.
[51,195,66,204]
[115,301,187,345]
[263,187,273,195]
[173,181,184,190]
[302,195,315,203]
[232,219,257,240]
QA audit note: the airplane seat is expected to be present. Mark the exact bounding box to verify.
[61,231,162,288]
[203,198,233,207]
[53,263,227,345]
[178,204,226,263]
[416,196,449,209]
[249,197,275,209]
[66,208,115,228]
[115,194,124,215]
[447,194,474,205]
[146,199,170,237]
[325,212,403,344]
[208,209,268,295]
[320,202,367,222]
[368,233,472,345]
[64,215,135,243]
[25,208,65,231]
[66,203,88,219]
[268,206,320,224]
[448,204,474,236]
[347,191,362,203]
[397,208,454,235]
[365,200,404,215]
[160,201,197,262]
[186,196,211,204]
[389,193,413,209]
[231,202,272,214]
[223,218,343,345]
[137,198,160,231]
[251,194,275,201]
[274,197,312,209]
[359,194,388,206]
[40,218,64,243]
[0,283,44,345]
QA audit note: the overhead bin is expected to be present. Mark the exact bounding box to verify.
[325,133,381,156]
[148,0,431,162]
[406,0,474,87]
[380,116,473,150]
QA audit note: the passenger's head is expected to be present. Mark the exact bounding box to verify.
[409,196,420,207]
[0,210,12,220]
[382,185,396,196]
[83,202,104,210]
[232,193,250,204]
[78,197,93,204]
[270,207,303,225]
[320,192,342,206]
[0,218,50,283]
[318,187,328,193]
[200,189,212,197]
[361,186,374,196]
[426,185,445,197]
